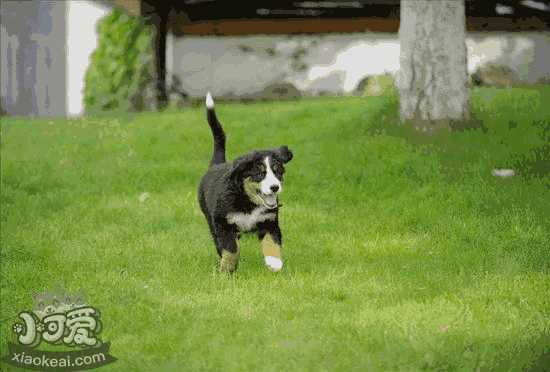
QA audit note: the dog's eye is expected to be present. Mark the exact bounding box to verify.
[259,164,266,172]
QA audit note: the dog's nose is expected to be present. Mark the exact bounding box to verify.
[270,185,280,193]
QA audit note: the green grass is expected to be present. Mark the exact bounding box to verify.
[1,87,549,371]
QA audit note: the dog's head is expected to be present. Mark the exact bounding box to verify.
[231,146,293,209]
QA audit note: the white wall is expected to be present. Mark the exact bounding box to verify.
[168,33,399,97]
[66,1,111,116]
[168,32,550,98]
[467,32,550,83]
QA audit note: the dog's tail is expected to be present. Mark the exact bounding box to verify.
[205,92,226,166]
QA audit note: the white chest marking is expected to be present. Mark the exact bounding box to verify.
[226,207,276,231]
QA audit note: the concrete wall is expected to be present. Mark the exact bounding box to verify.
[1,0,67,116]
[0,0,111,117]
[467,32,550,83]
[168,31,550,98]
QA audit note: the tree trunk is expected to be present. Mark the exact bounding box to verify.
[141,0,170,110]
[398,0,469,127]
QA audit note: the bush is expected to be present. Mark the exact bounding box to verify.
[361,74,397,97]
[470,63,518,87]
[84,9,154,112]
[258,82,301,100]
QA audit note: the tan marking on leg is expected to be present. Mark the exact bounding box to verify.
[261,234,282,259]
[219,241,240,273]
[261,234,283,272]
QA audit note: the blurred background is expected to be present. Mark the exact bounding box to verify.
[1,0,549,117]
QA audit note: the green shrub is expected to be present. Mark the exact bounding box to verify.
[362,74,397,97]
[470,63,518,87]
[84,9,154,112]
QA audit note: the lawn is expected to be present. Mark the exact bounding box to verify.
[1,87,549,371]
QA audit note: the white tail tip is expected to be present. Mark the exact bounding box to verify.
[206,92,214,109]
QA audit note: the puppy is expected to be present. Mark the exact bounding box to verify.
[198,93,293,272]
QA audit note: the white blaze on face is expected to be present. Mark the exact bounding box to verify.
[260,156,282,195]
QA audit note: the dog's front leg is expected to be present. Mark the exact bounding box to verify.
[215,223,240,273]
[258,221,283,272]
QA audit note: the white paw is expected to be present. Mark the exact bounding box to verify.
[264,256,283,272]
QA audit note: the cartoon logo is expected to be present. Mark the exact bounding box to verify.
[2,289,116,371]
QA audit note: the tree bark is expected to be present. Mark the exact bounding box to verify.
[141,0,170,109]
[398,0,469,127]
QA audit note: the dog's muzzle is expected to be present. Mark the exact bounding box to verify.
[257,191,278,209]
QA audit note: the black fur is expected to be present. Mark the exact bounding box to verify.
[198,98,293,269]
[206,107,225,166]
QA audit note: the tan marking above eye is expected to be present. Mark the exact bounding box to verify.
[259,164,266,171]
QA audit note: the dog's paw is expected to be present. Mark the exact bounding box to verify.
[220,250,239,273]
[264,256,283,272]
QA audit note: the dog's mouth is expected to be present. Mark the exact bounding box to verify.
[257,191,278,209]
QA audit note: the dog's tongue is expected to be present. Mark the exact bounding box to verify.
[263,194,277,209]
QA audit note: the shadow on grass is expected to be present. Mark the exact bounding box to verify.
[363,87,549,178]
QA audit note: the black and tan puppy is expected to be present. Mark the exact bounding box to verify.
[198,93,293,272]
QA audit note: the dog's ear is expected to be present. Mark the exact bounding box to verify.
[230,154,255,185]
[276,145,293,163]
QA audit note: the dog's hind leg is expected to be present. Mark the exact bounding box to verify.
[198,190,220,256]
[215,223,240,272]
[205,217,221,256]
